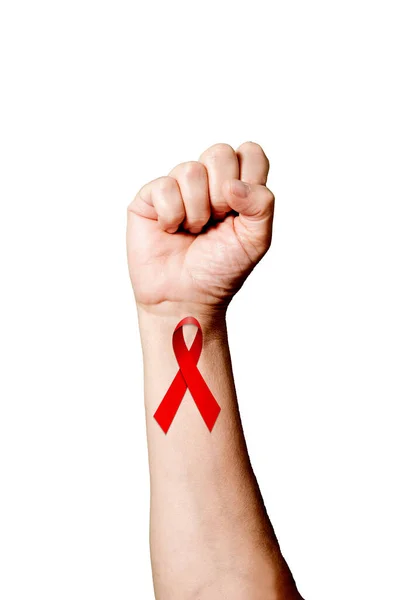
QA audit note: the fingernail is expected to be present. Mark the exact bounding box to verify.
[166,226,177,233]
[232,180,250,198]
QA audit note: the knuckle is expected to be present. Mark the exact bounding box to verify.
[237,141,270,169]
[128,182,148,212]
[181,161,205,178]
[204,142,235,162]
[262,187,275,210]
[265,188,275,204]
[169,161,205,180]
[239,140,266,155]
[157,176,177,194]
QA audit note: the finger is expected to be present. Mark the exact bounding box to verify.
[198,143,239,219]
[168,161,210,234]
[222,178,275,254]
[132,176,185,233]
[235,141,270,185]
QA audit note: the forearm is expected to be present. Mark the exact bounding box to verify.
[138,303,300,600]
[128,140,303,598]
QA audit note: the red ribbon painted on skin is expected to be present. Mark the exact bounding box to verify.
[153,316,221,433]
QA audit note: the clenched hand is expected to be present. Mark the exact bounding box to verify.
[127,141,274,315]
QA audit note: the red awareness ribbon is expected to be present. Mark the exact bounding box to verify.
[153,316,221,433]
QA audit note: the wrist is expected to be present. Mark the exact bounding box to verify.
[136,301,228,339]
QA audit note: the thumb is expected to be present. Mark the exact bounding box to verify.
[223,178,275,257]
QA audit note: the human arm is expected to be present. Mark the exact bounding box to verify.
[127,142,304,600]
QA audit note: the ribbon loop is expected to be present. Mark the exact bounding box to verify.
[153,317,221,433]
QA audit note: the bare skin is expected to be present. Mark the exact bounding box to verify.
[127,142,304,600]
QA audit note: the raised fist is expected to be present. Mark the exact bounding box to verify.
[127,141,274,315]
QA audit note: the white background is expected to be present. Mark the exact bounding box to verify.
[1,1,399,598]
